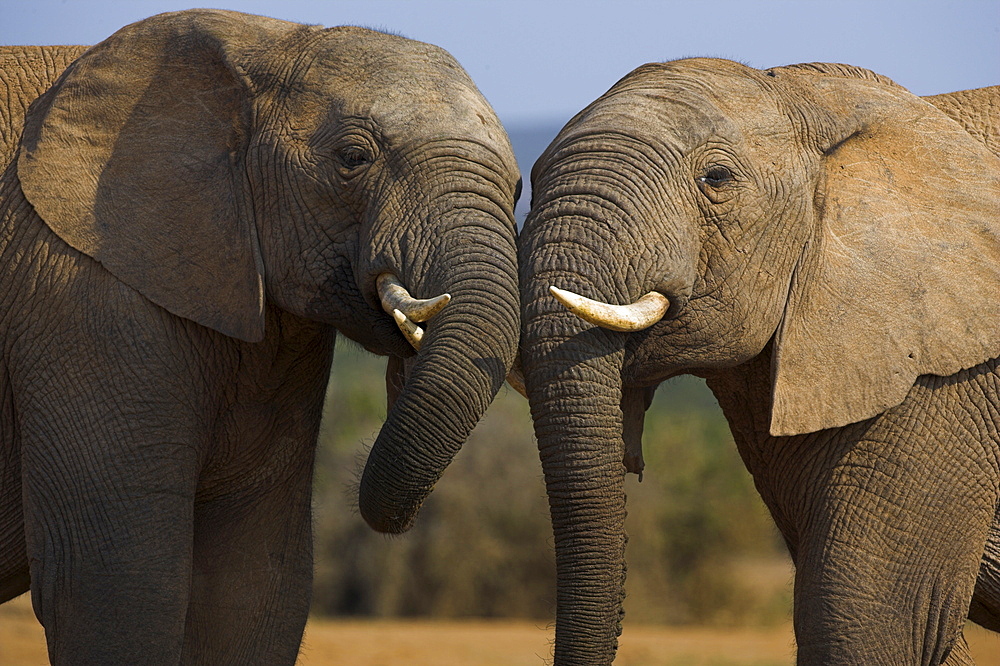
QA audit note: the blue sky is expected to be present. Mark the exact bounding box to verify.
[2,0,998,128]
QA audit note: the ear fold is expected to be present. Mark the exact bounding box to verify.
[769,73,1000,436]
[18,11,277,341]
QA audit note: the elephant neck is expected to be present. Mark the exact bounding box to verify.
[704,342,845,562]
[701,344,811,560]
[703,343,776,445]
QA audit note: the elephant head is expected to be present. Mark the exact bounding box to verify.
[16,9,521,534]
[520,58,1000,662]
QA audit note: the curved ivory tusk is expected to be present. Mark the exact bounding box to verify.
[392,309,424,350]
[377,273,451,322]
[549,286,670,332]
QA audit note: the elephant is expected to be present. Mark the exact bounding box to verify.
[0,9,520,664]
[519,58,1000,664]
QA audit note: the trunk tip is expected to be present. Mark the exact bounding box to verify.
[358,493,422,534]
[357,457,427,535]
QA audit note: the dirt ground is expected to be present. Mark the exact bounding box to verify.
[3,594,1000,665]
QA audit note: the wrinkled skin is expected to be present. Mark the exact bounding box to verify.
[0,10,519,664]
[520,58,1000,664]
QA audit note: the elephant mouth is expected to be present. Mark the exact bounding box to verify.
[541,277,700,388]
[335,271,450,358]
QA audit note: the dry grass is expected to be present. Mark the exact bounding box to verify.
[295,619,1000,666]
[3,594,1000,665]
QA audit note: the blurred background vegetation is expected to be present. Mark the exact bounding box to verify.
[310,341,792,627]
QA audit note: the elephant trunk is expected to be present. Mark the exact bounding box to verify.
[521,114,702,663]
[522,271,630,664]
[358,211,519,534]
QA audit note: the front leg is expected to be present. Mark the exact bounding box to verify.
[182,317,333,664]
[19,379,202,664]
[183,461,315,665]
[790,412,998,665]
[0,362,29,603]
[969,509,1000,631]
[713,358,1000,665]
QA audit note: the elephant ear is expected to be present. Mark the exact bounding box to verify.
[18,11,273,341]
[769,70,1000,436]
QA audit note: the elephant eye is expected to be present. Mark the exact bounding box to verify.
[337,145,373,172]
[699,165,734,188]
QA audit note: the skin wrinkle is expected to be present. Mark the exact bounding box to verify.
[560,174,651,231]
[555,143,672,196]
[254,138,338,303]
[412,136,516,182]
[540,136,681,227]
[707,196,799,297]
[539,206,636,283]
[531,196,686,308]
[373,144,515,284]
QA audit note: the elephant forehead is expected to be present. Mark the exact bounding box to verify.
[565,59,786,152]
[554,88,739,161]
[301,35,513,162]
[371,80,503,135]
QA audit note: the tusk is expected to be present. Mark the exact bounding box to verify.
[377,273,451,322]
[392,309,424,350]
[549,286,670,332]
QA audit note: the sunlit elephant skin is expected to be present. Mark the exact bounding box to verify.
[520,59,1000,664]
[0,10,519,664]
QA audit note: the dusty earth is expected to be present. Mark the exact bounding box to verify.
[2,595,1000,665]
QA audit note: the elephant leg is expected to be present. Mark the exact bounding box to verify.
[16,350,204,664]
[0,364,29,603]
[789,430,996,665]
[22,426,200,664]
[182,458,315,665]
